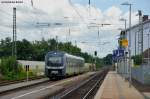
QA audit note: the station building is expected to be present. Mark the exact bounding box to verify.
[124,15,150,61]
[118,15,150,85]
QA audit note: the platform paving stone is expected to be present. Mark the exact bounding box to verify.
[94,71,145,99]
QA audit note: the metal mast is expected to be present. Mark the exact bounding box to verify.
[12,7,17,57]
[137,10,143,55]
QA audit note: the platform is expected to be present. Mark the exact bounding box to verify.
[94,71,145,99]
[0,78,49,94]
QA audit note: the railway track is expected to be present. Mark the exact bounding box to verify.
[0,76,46,86]
[0,72,96,99]
[50,69,108,99]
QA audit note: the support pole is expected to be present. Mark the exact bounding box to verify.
[12,7,17,57]
[129,4,132,87]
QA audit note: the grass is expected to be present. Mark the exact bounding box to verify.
[0,56,36,81]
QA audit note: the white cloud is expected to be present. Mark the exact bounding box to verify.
[0,0,139,57]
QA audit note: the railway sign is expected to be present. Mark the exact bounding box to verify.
[112,48,125,61]
[112,50,118,62]
[118,49,124,57]
[122,39,128,47]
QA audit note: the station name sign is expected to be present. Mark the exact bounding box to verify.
[1,0,23,3]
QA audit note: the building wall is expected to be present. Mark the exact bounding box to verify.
[17,60,45,75]
[125,20,150,56]
[132,65,150,85]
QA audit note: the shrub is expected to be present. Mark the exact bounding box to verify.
[132,55,142,65]
[0,56,24,80]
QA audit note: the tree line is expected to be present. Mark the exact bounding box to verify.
[0,37,103,64]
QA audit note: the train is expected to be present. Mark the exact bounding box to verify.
[17,51,96,79]
[45,51,86,79]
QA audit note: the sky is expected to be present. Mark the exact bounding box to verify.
[0,0,150,57]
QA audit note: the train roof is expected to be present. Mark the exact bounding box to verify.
[65,53,84,61]
[47,50,65,55]
[47,51,84,61]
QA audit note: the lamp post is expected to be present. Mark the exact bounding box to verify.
[121,2,132,87]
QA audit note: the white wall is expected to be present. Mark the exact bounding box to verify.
[125,20,150,56]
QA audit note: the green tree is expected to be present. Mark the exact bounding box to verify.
[0,37,103,66]
[0,37,12,57]
[103,54,113,65]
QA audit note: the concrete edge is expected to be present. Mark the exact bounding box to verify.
[94,72,108,99]
[0,79,49,94]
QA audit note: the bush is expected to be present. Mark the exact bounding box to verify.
[0,56,24,80]
[132,55,142,65]
[0,56,16,75]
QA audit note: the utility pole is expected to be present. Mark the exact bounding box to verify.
[1,0,23,58]
[12,7,17,58]
[137,10,143,55]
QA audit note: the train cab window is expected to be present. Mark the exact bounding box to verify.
[49,57,62,64]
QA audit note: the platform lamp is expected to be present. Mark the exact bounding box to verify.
[121,2,132,87]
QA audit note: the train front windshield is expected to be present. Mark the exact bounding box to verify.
[47,56,63,66]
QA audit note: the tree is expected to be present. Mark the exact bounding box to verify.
[0,37,12,57]
[103,54,113,65]
[0,37,103,66]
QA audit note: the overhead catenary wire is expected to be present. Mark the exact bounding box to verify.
[0,8,35,26]
[0,1,51,36]
[0,1,50,26]
[68,0,89,27]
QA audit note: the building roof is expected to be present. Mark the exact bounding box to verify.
[125,19,150,32]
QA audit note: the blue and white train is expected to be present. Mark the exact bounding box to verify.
[45,51,85,79]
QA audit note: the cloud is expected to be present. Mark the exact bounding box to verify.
[0,0,139,57]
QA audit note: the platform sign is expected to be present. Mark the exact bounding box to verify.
[113,49,125,61]
[118,49,124,57]
[122,39,128,48]
[112,50,118,62]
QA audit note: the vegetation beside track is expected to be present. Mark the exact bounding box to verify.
[0,56,35,80]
